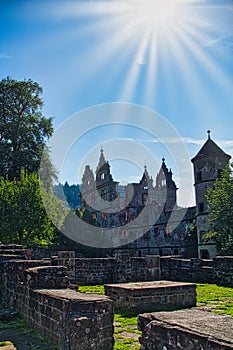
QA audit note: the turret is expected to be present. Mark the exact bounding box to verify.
[155,158,177,211]
[191,130,231,258]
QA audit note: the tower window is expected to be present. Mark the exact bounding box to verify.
[101,173,105,180]
[197,171,202,181]
[200,249,210,259]
[198,202,204,213]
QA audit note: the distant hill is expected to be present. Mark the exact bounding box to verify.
[53,182,80,209]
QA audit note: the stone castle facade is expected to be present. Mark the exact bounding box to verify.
[80,132,230,259]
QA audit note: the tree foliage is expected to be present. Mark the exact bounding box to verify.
[0,169,66,246]
[206,164,233,255]
[0,77,53,180]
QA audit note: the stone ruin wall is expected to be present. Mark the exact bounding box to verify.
[51,252,233,287]
[0,246,114,350]
[0,244,233,350]
[160,255,233,287]
[7,244,231,287]
[138,309,233,350]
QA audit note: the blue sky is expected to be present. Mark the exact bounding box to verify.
[1,0,233,207]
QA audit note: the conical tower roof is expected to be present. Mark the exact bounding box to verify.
[191,130,231,162]
[96,148,107,170]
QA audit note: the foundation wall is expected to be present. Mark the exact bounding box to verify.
[0,258,114,350]
[138,309,233,350]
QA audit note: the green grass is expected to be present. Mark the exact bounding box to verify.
[1,284,232,350]
[114,309,140,350]
[0,317,57,350]
[196,284,233,316]
[114,338,140,350]
[0,341,13,346]
[78,285,105,294]
[0,318,26,330]
[78,283,233,349]
[114,310,138,327]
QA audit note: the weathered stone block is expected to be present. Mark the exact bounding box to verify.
[138,308,233,350]
[25,266,69,289]
[105,281,196,313]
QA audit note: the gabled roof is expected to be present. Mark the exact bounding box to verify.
[191,131,231,162]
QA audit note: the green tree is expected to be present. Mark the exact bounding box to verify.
[0,170,66,246]
[75,207,98,224]
[206,164,233,255]
[183,220,198,258]
[0,77,53,180]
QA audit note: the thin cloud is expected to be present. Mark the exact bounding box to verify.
[128,136,233,152]
[204,35,233,51]
[0,52,12,59]
[133,136,204,145]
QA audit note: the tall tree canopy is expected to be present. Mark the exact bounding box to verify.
[0,77,53,180]
[0,170,67,246]
[206,164,233,255]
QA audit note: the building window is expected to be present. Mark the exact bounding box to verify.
[101,212,107,220]
[197,171,202,181]
[198,202,204,213]
[200,230,206,242]
[101,173,105,180]
[101,188,107,200]
[200,249,210,259]
[144,231,150,240]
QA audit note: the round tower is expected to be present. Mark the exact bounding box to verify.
[191,131,231,258]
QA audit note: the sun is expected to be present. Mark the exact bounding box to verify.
[132,0,182,32]
[54,0,232,115]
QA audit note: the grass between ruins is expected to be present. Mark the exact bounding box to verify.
[0,341,13,346]
[79,283,233,350]
[0,318,57,350]
[196,284,233,316]
[0,284,232,350]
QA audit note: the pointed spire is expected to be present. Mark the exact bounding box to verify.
[144,165,148,175]
[97,147,106,169]
[207,130,211,140]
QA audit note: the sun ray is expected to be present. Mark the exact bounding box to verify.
[40,0,233,124]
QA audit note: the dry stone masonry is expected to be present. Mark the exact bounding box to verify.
[138,308,233,350]
[104,281,196,313]
[0,244,233,350]
[0,249,114,350]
